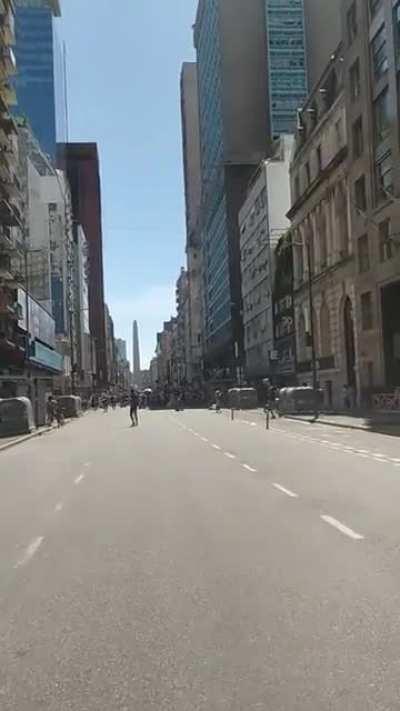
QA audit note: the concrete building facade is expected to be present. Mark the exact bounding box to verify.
[58,143,108,388]
[239,136,293,381]
[288,45,356,409]
[180,62,203,383]
[303,0,343,89]
[340,0,400,405]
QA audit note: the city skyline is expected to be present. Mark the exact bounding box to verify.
[61,0,197,367]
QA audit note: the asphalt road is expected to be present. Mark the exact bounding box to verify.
[1,408,400,710]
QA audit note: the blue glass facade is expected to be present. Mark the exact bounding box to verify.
[14,1,58,158]
[265,0,308,137]
[195,0,231,348]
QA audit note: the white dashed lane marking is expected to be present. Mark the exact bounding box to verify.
[273,483,299,499]
[243,464,257,473]
[224,452,236,460]
[54,502,64,513]
[212,444,221,451]
[321,515,364,541]
[74,474,85,485]
[15,537,45,569]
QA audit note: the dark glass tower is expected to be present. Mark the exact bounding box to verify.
[14,0,62,159]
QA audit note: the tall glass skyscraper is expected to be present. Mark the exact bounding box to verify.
[265,0,308,137]
[195,0,272,371]
[14,0,63,160]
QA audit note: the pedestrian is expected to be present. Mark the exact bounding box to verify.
[46,396,55,426]
[264,380,276,419]
[130,388,139,427]
[55,399,64,428]
[101,393,109,413]
[215,389,222,413]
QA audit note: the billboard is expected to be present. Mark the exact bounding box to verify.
[17,288,56,349]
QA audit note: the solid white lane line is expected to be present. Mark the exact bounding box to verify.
[251,422,257,427]
[54,502,64,513]
[15,536,44,569]
[211,444,221,451]
[74,474,85,485]
[224,452,236,459]
[321,515,364,541]
[272,483,299,499]
[372,453,386,459]
[243,464,257,473]
[391,458,400,463]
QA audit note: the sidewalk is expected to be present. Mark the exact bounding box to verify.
[0,425,54,453]
[242,407,400,435]
[283,411,400,434]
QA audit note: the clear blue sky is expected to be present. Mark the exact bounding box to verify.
[60,0,197,368]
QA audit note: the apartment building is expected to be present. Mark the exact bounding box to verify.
[239,136,293,381]
[288,46,356,409]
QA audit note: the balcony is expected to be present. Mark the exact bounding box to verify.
[0,287,20,320]
[0,152,11,183]
[0,197,20,227]
[0,45,16,78]
[0,171,21,201]
[0,110,18,135]
[0,6,15,46]
[0,81,16,106]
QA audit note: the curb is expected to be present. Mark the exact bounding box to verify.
[0,426,53,453]
[283,415,370,432]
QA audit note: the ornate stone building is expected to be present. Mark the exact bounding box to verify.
[288,45,358,409]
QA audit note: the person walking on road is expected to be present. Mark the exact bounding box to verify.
[130,388,139,427]
[46,396,55,426]
[264,380,277,420]
[215,389,222,413]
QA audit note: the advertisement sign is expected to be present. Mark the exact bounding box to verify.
[17,288,56,348]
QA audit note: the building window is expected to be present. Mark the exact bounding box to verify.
[335,117,343,148]
[320,302,331,357]
[394,3,400,62]
[347,2,358,45]
[349,59,361,102]
[371,25,389,79]
[379,219,393,261]
[358,234,370,273]
[352,116,364,158]
[316,145,322,173]
[305,161,311,187]
[294,173,300,201]
[354,175,367,212]
[373,88,390,144]
[361,292,373,330]
[375,151,393,200]
[369,0,382,18]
